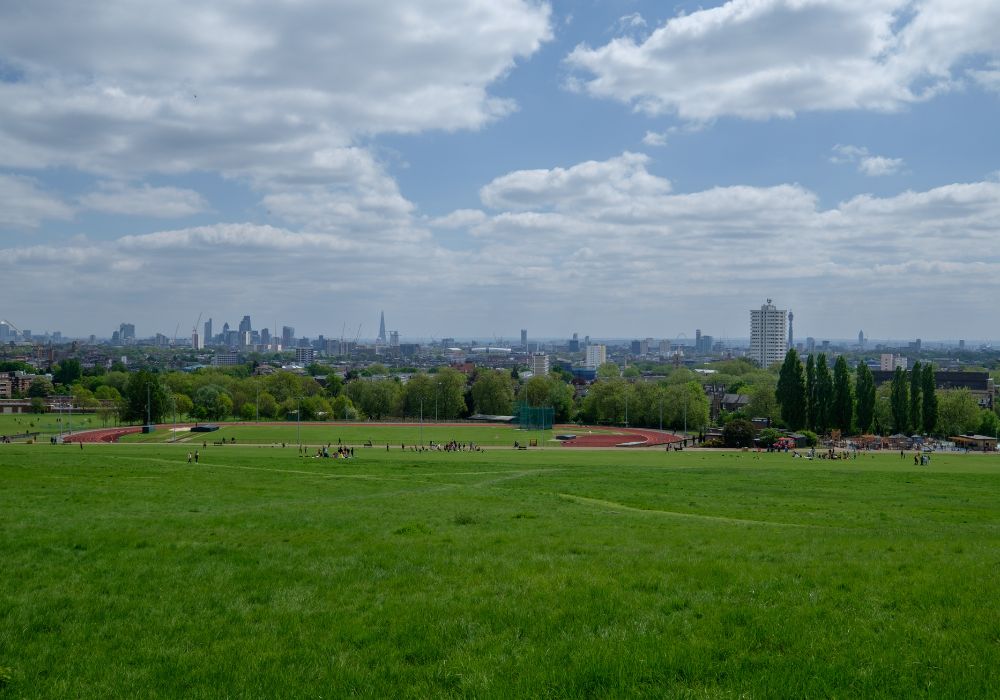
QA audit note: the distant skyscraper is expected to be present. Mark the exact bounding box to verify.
[858,330,865,348]
[749,299,787,368]
[282,326,295,347]
[377,311,387,344]
[521,329,528,349]
[239,315,252,334]
[204,318,213,345]
[119,322,135,341]
[389,330,399,348]
[568,333,580,353]
[192,330,203,350]
[787,310,794,349]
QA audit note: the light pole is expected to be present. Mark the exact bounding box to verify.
[146,383,151,429]
[419,397,424,446]
[659,394,663,432]
[296,396,302,453]
[256,380,260,423]
[624,392,629,429]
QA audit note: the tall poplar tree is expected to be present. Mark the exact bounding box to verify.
[831,355,854,434]
[855,363,876,434]
[909,360,922,433]
[890,366,909,434]
[814,354,833,434]
[805,354,818,432]
[776,348,807,430]
[922,362,938,435]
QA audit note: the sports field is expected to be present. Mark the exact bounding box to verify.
[117,422,557,448]
[2,445,999,697]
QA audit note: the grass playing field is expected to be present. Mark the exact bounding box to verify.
[2,444,999,697]
[118,422,560,448]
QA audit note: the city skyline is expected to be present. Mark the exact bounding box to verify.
[1,1,999,338]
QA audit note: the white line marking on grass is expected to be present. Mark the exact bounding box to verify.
[556,493,824,528]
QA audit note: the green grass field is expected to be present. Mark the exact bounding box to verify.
[0,413,104,442]
[119,422,565,448]
[2,445,999,697]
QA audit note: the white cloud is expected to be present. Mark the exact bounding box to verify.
[641,131,668,147]
[480,152,671,211]
[79,181,207,217]
[0,174,74,230]
[4,153,1000,336]
[831,144,904,176]
[430,209,489,228]
[566,0,1000,121]
[0,1,552,185]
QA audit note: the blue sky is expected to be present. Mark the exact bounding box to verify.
[1,0,999,342]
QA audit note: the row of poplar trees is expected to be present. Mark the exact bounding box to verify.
[775,349,938,436]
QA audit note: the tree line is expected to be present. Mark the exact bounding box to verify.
[776,349,997,437]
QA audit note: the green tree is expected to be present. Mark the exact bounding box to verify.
[172,392,194,418]
[805,354,818,431]
[889,367,909,434]
[758,427,782,448]
[331,394,359,420]
[663,381,709,432]
[471,370,515,415]
[519,374,575,422]
[775,348,807,430]
[580,379,630,425]
[936,389,981,437]
[192,385,232,421]
[977,409,999,439]
[401,373,435,418]
[347,378,402,420]
[722,418,755,447]
[831,355,854,434]
[257,391,277,419]
[596,362,621,380]
[921,363,938,435]
[53,359,82,387]
[813,354,833,434]
[122,370,169,424]
[855,363,876,434]
[874,382,893,435]
[325,373,344,397]
[433,368,468,420]
[909,361,922,433]
[27,377,54,398]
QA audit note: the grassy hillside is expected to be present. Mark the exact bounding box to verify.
[1,445,999,697]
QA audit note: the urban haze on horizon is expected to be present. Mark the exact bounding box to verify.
[1,2,998,339]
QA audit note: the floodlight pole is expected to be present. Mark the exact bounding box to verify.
[256,381,260,422]
[624,392,629,429]
[659,395,663,432]
[297,396,302,453]
[146,383,151,428]
[420,398,424,446]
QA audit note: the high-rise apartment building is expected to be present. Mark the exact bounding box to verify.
[389,330,399,348]
[585,344,607,369]
[239,315,252,334]
[520,329,528,350]
[119,323,136,342]
[282,326,295,347]
[749,299,787,369]
[204,318,213,345]
[531,352,549,376]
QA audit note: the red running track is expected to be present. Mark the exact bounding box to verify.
[66,427,144,443]
[555,427,683,448]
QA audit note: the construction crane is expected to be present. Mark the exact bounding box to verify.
[192,311,203,335]
[353,323,363,344]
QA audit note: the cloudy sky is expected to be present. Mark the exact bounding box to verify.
[2,0,999,342]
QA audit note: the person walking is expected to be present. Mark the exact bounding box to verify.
[194,450,199,464]
[187,452,192,463]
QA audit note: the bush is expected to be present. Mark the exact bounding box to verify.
[800,430,819,447]
[722,419,755,448]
